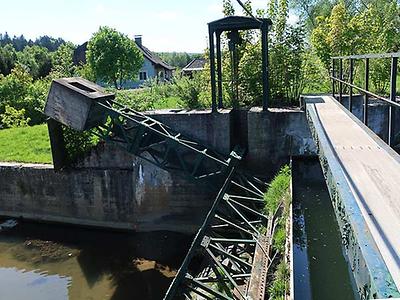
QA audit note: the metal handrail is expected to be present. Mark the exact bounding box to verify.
[329,76,400,108]
[331,52,398,146]
[332,52,400,60]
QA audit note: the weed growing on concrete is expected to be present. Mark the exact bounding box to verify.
[262,165,292,299]
[264,165,291,215]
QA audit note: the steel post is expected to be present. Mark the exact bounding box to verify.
[389,57,398,146]
[364,58,369,126]
[349,58,354,112]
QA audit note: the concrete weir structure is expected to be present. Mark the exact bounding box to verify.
[0,107,315,233]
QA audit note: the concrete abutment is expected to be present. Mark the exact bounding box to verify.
[0,107,316,233]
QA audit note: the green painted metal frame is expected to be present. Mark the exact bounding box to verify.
[164,161,270,299]
[90,99,233,181]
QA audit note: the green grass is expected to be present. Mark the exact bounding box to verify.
[264,165,291,215]
[153,96,181,109]
[0,124,52,164]
[263,166,291,299]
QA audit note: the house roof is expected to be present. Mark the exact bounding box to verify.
[72,40,175,71]
[135,43,175,71]
[182,58,206,72]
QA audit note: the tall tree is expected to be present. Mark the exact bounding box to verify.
[17,45,53,79]
[0,44,17,75]
[86,26,144,89]
[52,42,76,77]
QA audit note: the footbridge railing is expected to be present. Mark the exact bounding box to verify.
[331,52,399,146]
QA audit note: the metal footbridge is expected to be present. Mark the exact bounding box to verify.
[306,95,400,298]
[44,77,273,300]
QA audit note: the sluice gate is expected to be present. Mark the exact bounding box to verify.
[44,77,272,299]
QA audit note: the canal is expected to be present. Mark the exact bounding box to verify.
[292,159,357,300]
[0,221,190,300]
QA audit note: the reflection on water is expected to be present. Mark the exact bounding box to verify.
[0,267,70,300]
[0,221,191,300]
[293,159,357,300]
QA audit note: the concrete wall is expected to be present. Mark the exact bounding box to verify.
[336,94,400,145]
[245,107,316,176]
[0,108,316,233]
[0,161,218,233]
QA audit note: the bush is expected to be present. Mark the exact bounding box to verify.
[173,74,208,109]
[0,105,30,128]
[0,65,49,127]
[62,126,99,164]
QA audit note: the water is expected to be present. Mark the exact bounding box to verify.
[0,221,191,300]
[293,159,357,300]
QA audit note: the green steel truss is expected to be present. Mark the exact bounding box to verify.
[164,163,270,300]
[91,99,232,181]
[81,98,270,299]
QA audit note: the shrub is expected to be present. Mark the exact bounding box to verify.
[173,74,210,109]
[62,126,99,164]
[0,65,49,127]
[0,105,30,128]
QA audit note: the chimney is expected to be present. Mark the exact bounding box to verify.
[134,35,142,47]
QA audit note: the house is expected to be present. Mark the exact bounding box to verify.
[134,36,174,84]
[73,35,175,88]
[182,58,206,77]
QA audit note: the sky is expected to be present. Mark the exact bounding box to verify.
[0,0,298,53]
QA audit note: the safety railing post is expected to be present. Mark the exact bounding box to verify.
[332,58,335,98]
[388,57,398,146]
[339,58,343,104]
[364,58,369,125]
[349,58,354,112]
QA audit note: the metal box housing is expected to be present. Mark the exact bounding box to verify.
[44,77,115,131]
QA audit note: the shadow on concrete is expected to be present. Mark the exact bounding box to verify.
[304,96,326,104]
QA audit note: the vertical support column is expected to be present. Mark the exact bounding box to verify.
[216,31,223,109]
[209,27,217,113]
[47,119,68,171]
[332,58,336,98]
[364,58,369,126]
[261,21,269,111]
[339,58,343,104]
[388,57,398,147]
[349,58,354,112]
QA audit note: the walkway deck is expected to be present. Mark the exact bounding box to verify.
[305,95,400,296]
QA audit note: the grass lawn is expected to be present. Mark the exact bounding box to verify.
[153,96,181,109]
[0,124,52,164]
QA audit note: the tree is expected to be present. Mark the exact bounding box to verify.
[311,0,400,92]
[0,65,49,126]
[0,44,17,75]
[86,26,144,89]
[35,36,65,52]
[51,42,76,77]
[17,45,53,79]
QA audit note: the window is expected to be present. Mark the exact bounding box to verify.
[139,72,147,81]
